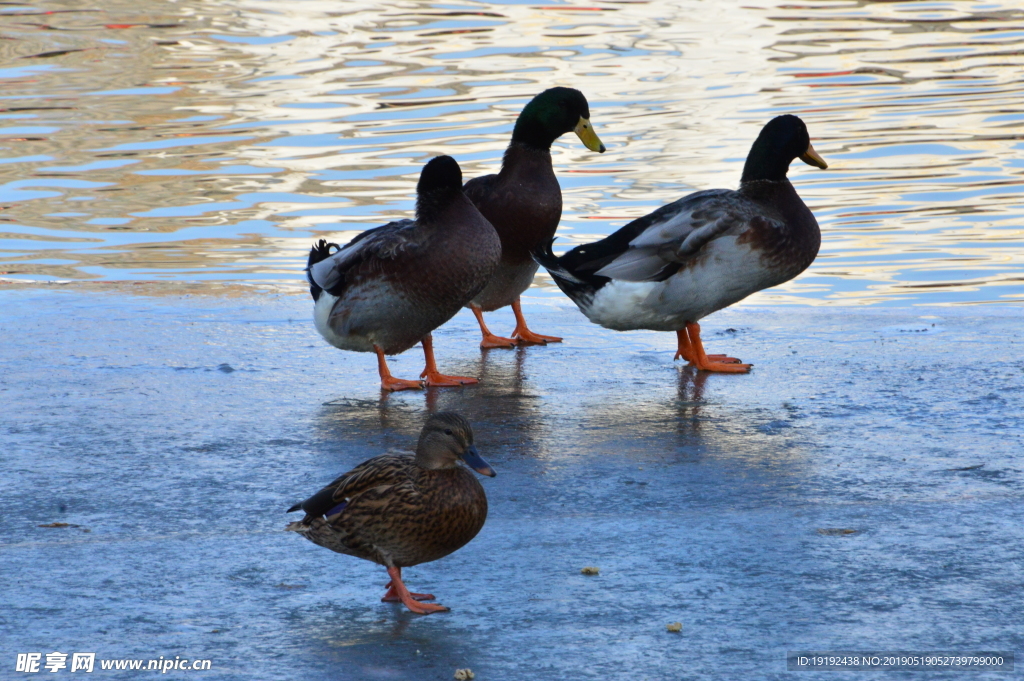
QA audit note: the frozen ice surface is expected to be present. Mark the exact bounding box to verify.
[1,291,1021,680]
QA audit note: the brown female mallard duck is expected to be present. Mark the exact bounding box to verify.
[534,114,827,372]
[465,87,605,348]
[306,156,501,391]
[286,412,495,614]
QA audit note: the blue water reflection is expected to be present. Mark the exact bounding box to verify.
[0,0,1022,306]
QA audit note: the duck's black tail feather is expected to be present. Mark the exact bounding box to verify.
[532,238,599,311]
[306,239,339,302]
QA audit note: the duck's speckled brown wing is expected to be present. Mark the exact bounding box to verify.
[328,453,417,503]
[288,460,488,569]
[290,452,415,520]
[326,476,429,566]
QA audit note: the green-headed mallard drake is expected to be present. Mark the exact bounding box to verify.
[464,87,605,348]
[307,156,501,391]
[286,412,495,614]
[534,114,827,372]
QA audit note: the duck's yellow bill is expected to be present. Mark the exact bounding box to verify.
[799,142,827,169]
[574,117,606,153]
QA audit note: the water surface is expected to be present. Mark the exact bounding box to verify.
[2,0,1024,304]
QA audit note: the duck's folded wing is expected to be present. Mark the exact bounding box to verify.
[308,220,422,297]
[294,453,415,518]
[336,477,423,523]
[594,190,777,282]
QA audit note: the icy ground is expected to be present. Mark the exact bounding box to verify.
[1,290,1021,680]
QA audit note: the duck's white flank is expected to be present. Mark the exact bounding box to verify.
[586,236,774,332]
[313,290,354,350]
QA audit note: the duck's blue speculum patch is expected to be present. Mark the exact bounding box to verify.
[325,501,348,518]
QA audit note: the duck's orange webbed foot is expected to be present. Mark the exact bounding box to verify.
[511,327,562,345]
[695,358,752,373]
[510,298,562,345]
[374,346,424,392]
[419,333,479,387]
[706,354,743,364]
[679,324,752,374]
[405,599,449,614]
[385,567,449,614]
[471,304,516,349]
[421,371,479,387]
[480,333,517,349]
[381,376,425,392]
[382,579,435,603]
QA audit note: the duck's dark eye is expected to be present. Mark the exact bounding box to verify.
[444,428,453,435]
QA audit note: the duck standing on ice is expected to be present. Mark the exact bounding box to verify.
[306,155,501,391]
[534,115,827,372]
[463,87,605,348]
[286,412,495,614]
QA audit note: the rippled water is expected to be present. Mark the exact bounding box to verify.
[2,0,1024,305]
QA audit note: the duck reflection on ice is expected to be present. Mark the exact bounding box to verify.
[288,601,478,676]
[316,340,543,465]
[675,365,710,437]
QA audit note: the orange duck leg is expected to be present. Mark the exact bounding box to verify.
[381,567,435,603]
[383,566,449,614]
[470,304,516,349]
[420,333,478,387]
[375,346,424,392]
[676,323,751,373]
[510,298,562,345]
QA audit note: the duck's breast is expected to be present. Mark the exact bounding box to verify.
[386,469,488,568]
[476,148,562,261]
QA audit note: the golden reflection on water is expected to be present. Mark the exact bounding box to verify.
[1,0,1023,304]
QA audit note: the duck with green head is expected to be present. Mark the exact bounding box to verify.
[534,114,827,372]
[286,412,495,614]
[464,87,605,348]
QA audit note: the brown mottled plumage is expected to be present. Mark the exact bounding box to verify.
[464,87,605,348]
[286,412,495,614]
[307,156,501,391]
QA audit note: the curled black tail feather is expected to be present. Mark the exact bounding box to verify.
[530,237,560,272]
[532,238,599,310]
[306,239,339,302]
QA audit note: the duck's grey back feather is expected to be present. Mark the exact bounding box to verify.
[594,189,781,282]
[308,220,420,297]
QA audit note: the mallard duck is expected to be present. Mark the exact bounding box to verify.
[286,412,495,614]
[465,87,606,348]
[534,114,827,372]
[307,156,501,391]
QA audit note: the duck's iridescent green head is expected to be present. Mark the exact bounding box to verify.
[740,114,827,183]
[416,412,496,477]
[511,87,605,153]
